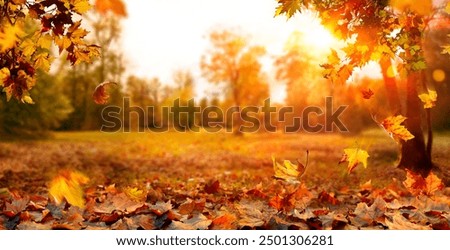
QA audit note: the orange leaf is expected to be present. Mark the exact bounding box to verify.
[48,170,89,208]
[381,115,414,142]
[403,170,444,196]
[93,81,117,104]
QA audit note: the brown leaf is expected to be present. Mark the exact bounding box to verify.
[93,81,117,105]
[318,191,340,205]
[204,180,220,194]
[4,198,29,217]
[148,201,172,216]
[352,196,386,227]
[385,212,431,230]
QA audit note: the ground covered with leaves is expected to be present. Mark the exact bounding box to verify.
[0,131,449,230]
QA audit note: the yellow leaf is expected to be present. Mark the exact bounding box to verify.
[20,38,36,57]
[34,53,52,71]
[272,155,306,183]
[54,35,72,53]
[339,148,369,174]
[389,0,433,16]
[0,22,23,52]
[94,0,127,17]
[37,34,53,50]
[381,115,415,142]
[49,170,89,208]
[418,90,437,109]
[0,67,10,86]
[21,95,34,104]
[124,187,147,202]
[72,0,91,14]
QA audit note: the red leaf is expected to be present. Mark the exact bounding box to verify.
[361,88,374,99]
[204,180,220,194]
[93,81,117,105]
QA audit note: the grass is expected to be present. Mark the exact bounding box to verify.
[0,130,448,195]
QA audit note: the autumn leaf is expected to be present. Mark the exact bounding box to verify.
[93,81,117,104]
[72,0,92,14]
[339,148,369,174]
[95,0,127,17]
[272,152,307,183]
[124,187,147,202]
[274,0,301,18]
[386,212,431,229]
[381,115,414,141]
[204,180,220,194]
[403,170,444,196]
[361,88,374,99]
[49,170,89,208]
[418,90,437,109]
[0,22,24,52]
[0,67,10,87]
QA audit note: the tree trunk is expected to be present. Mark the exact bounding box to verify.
[398,71,432,177]
[379,58,432,177]
[379,57,402,114]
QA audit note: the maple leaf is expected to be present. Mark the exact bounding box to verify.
[34,52,52,72]
[361,88,374,99]
[0,67,10,87]
[211,213,237,230]
[403,170,444,196]
[381,115,415,141]
[0,22,23,52]
[339,148,369,174]
[204,179,220,194]
[49,170,89,208]
[352,197,386,227]
[72,0,92,14]
[93,81,118,104]
[124,187,147,202]
[418,90,437,109]
[95,0,127,17]
[274,0,301,18]
[272,151,308,183]
[386,212,431,229]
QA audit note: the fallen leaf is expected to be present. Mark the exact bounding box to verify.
[124,187,147,202]
[403,170,444,196]
[204,180,220,194]
[385,212,431,230]
[48,170,89,208]
[339,148,369,173]
[352,196,386,227]
[211,213,237,230]
[93,81,117,104]
[4,198,29,217]
[381,115,414,141]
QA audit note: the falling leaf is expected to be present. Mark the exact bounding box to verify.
[93,81,117,104]
[418,90,437,109]
[403,170,444,196]
[381,115,415,141]
[339,148,369,174]
[361,88,374,99]
[49,170,89,208]
[272,151,308,183]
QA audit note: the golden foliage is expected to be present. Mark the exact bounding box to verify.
[418,90,437,109]
[49,170,89,208]
[381,115,415,142]
[339,148,369,174]
[389,0,433,16]
[403,170,444,196]
[272,155,306,183]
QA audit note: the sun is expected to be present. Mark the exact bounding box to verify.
[296,12,341,56]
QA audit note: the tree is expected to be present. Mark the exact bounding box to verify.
[274,0,449,177]
[201,29,269,134]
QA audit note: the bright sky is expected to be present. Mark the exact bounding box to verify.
[121,0,382,102]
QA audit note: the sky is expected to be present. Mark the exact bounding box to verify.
[120,0,382,102]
